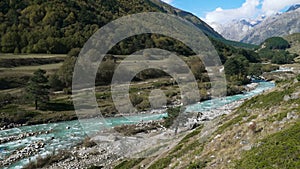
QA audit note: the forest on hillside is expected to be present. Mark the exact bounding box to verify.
[0,0,165,54]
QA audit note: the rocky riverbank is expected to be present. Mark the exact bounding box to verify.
[1,141,45,167]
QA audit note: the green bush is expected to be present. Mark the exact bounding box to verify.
[67,48,81,57]
[297,74,300,81]
[130,94,144,107]
[163,106,181,128]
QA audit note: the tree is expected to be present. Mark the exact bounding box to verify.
[248,63,263,76]
[58,57,76,88]
[224,56,248,76]
[26,69,50,110]
[49,72,64,91]
[262,37,290,50]
[1,31,20,52]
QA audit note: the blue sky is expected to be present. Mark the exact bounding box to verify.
[162,0,300,24]
[168,0,247,19]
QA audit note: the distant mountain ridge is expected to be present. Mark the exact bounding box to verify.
[242,7,300,44]
[215,4,300,45]
[286,4,300,12]
[213,16,266,42]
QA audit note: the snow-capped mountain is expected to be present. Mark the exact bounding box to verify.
[213,16,265,42]
[286,4,300,12]
[214,4,300,45]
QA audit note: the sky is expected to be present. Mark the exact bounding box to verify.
[162,0,300,25]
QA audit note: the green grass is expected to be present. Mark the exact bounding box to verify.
[215,111,249,135]
[237,88,293,111]
[114,158,145,169]
[267,111,289,123]
[148,156,173,169]
[234,121,300,169]
[187,161,207,169]
[179,125,203,144]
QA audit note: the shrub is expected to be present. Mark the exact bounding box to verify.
[163,106,181,128]
[67,48,81,57]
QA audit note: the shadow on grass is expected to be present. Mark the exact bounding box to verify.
[43,102,74,111]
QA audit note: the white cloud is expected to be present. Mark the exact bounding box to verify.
[161,0,173,4]
[262,0,300,16]
[205,0,300,26]
[205,0,260,24]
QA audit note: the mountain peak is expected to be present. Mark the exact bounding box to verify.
[286,4,300,12]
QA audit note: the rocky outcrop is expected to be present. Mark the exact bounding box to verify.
[284,92,300,101]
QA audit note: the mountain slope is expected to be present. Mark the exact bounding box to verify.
[149,0,256,49]
[149,0,223,39]
[215,4,300,45]
[242,8,300,44]
[287,4,300,12]
[214,17,265,42]
[0,0,225,54]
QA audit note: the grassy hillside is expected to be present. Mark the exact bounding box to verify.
[257,36,298,64]
[285,33,300,61]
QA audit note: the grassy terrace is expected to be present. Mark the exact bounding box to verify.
[0,63,63,71]
[0,53,67,59]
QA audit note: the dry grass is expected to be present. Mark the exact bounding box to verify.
[0,53,67,59]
